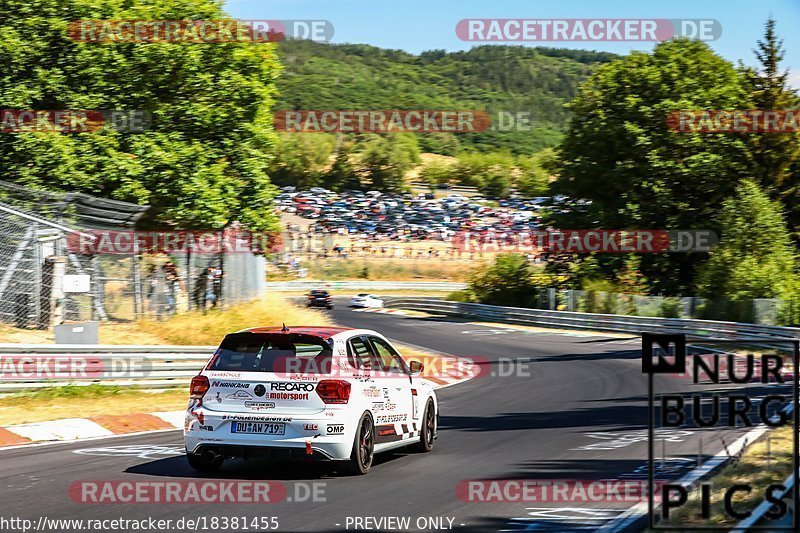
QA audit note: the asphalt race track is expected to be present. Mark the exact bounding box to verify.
[0,302,783,532]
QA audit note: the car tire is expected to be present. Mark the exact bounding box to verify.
[410,399,436,453]
[345,412,374,475]
[186,450,223,472]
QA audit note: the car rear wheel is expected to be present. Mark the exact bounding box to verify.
[410,400,436,453]
[186,449,223,472]
[345,412,374,475]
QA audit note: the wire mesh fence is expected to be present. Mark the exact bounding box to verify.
[0,181,267,329]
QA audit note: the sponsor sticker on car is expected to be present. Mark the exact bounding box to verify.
[327,424,345,435]
[245,401,276,410]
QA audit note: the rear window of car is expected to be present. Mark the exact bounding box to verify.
[310,290,329,296]
[208,333,333,374]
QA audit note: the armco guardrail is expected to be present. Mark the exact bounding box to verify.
[0,344,214,392]
[383,298,800,340]
[267,281,467,292]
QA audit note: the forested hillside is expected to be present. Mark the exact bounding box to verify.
[275,40,617,155]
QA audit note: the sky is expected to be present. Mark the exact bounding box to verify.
[225,0,800,88]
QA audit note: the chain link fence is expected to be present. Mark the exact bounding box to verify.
[0,181,266,329]
[526,288,791,326]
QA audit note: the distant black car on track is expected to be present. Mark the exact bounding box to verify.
[306,289,333,309]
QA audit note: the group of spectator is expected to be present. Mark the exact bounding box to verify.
[146,261,223,315]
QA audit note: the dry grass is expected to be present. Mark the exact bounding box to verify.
[114,294,333,346]
[284,257,481,282]
[0,294,333,346]
[0,386,188,426]
[660,426,794,528]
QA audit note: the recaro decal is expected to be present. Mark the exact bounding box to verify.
[270,382,316,392]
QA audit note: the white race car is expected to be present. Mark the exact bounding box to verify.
[184,326,438,474]
[350,293,384,308]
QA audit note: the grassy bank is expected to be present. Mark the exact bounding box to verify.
[0,385,188,426]
[659,426,794,529]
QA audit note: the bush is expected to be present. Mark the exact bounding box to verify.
[660,298,682,318]
[446,290,473,302]
[467,254,537,307]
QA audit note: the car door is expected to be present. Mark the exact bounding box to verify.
[367,335,415,438]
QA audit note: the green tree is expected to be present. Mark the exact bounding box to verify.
[419,161,455,190]
[269,133,336,189]
[360,134,420,192]
[322,141,361,191]
[744,19,800,191]
[468,253,537,307]
[551,38,754,293]
[697,180,797,300]
[0,0,283,232]
[515,148,554,196]
[452,151,514,197]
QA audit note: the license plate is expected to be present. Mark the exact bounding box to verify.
[230,422,286,435]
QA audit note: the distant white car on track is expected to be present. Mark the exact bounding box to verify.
[184,326,438,475]
[350,293,384,308]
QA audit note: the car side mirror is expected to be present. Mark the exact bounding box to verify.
[409,361,423,375]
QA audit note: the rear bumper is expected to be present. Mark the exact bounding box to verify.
[184,410,354,460]
[190,443,337,461]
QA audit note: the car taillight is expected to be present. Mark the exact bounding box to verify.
[190,375,210,400]
[316,379,351,404]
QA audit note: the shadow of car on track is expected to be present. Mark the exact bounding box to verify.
[124,450,413,480]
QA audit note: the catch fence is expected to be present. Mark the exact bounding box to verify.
[0,181,265,328]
